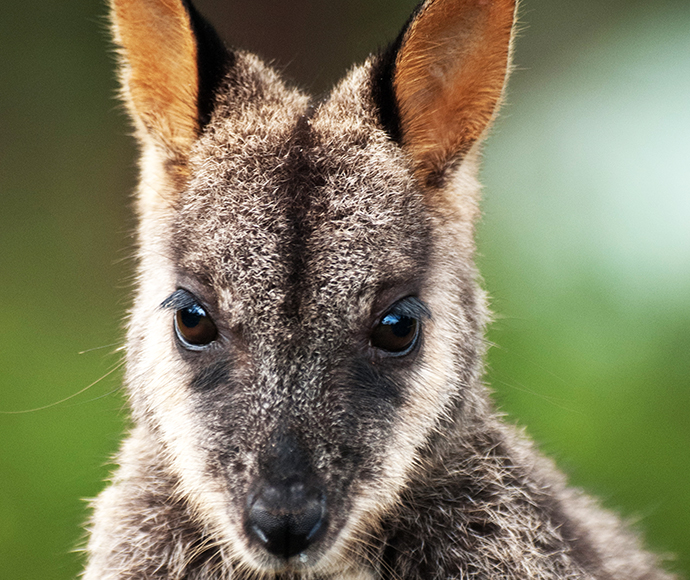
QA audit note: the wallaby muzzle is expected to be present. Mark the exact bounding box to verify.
[245,432,328,560]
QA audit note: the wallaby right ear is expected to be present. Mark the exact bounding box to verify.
[374,0,516,188]
[110,0,230,161]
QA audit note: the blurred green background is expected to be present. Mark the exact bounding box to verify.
[1,0,688,578]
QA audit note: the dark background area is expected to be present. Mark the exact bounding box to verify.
[1,1,688,578]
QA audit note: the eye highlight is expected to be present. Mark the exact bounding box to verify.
[370,297,429,356]
[162,289,218,350]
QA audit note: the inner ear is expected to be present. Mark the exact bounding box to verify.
[372,0,516,187]
[111,0,232,157]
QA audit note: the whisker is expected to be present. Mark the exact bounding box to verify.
[78,342,123,355]
[0,359,125,414]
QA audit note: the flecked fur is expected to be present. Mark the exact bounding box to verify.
[82,1,676,579]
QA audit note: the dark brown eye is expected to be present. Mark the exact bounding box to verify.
[174,303,217,348]
[370,310,420,355]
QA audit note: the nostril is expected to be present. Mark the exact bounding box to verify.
[247,501,279,545]
[246,484,327,560]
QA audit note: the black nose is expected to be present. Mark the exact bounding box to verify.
[246,481,327,559]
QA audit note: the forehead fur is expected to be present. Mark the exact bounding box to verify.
[173,56,435,329]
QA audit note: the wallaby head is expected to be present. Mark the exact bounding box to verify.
[106,0,514,574]
[87,1,671,579]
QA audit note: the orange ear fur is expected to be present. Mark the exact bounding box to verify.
[394,0,516,186]
[111,0,199,157]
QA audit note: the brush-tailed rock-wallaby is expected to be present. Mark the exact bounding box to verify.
[84,0,675,578]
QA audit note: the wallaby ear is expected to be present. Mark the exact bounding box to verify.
[390,0,516,187]
[110,0,229,160]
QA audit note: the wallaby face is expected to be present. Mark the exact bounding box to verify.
[86,1,673,579]
[128,54,487,575]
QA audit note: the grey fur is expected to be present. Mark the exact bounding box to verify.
[83,2,675,579]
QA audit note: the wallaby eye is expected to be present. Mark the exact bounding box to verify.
[370,298,428,356]
[162,289,218,350]
[174,303,218,348]
[371,313,418,354]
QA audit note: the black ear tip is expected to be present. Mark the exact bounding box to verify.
[181,0,235,129]
[370,42,402,145]
[368,0,426,145]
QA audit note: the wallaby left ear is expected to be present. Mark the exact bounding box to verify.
[110,0,229,160]
[388,0,516,187]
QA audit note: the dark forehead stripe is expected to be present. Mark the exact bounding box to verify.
[278,106,324,320]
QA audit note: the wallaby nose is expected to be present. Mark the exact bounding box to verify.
[246,481,327,559]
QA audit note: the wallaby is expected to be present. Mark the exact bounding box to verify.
[83,0,675,578]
